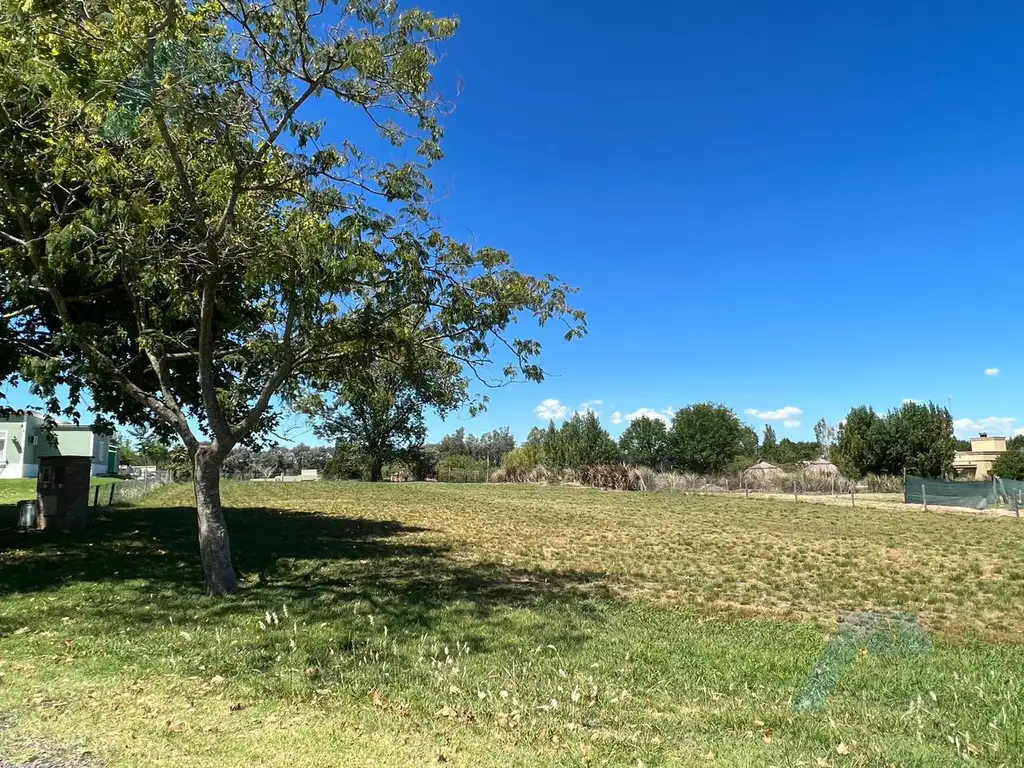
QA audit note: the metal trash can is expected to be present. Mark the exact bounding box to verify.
[16,499,37,530]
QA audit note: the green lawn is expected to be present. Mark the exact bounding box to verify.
[0,476,122,505]
[1,481,1023,766]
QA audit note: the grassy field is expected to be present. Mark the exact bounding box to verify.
[0,476,122,505]
[1,481,1023,766]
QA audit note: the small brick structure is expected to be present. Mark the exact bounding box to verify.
[36,456,91,531]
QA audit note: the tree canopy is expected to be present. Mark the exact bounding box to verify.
[993,451,1024,481]
[0,0,583,594]
[832,402,954,478]
[668,403,755,474]
[618,416,668,468]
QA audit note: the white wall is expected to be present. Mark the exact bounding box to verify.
[0,462,37,479]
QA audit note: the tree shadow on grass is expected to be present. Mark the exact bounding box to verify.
[0,504,613,654]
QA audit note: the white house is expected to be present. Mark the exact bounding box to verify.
[0,410,119,479]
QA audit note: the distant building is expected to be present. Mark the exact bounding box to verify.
[0,410,118,479]
[952,433,1007,479]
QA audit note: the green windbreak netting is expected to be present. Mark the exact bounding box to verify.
[904,475,1021,511]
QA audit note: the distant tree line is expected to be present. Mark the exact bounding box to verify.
[504,404,763,475]
[120,396,968,483]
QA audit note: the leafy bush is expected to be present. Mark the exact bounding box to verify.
[437,454,487,482]
[322,444,369,480]
[993,451,1024,481]
[503,444,543,472]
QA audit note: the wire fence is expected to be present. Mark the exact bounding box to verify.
[102,470,176,506]
[904,474,1023,514]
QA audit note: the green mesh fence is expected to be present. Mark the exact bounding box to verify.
[904,475,1021,511]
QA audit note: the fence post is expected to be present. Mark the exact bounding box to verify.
[745,485,749,500]
[831,476,835,496]
[922,484,928,511]
[109,484,115,506]
[851,487,855,507]
[793,479,798,503]
[725,479,729,492]
[92,485,100,507]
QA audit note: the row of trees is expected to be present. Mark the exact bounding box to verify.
[504,404,762,475]
[498,401,970,480]
[831,401,955,479]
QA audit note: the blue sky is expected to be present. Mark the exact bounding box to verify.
[6,0,1024,445]
[414,0,1024,442]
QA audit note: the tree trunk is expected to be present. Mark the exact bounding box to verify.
[370,457,384,482]
[193,447,239,596]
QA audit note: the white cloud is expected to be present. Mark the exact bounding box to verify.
[985,368,1000,377]
[611,411,623,425]
[745,405,803,422]
[902,398,921,405]
[953,416,1016,437]
[576,399,603,416]
[1015,428,1024,437]
[624,407,675,425]
[534,399,568,421]
[783,420,801,428]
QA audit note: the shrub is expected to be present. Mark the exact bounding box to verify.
[993,451,1024,481]
[577,464,653,491]
[322,443,371,480]
[437,454,487,482]
[503,444,543,472]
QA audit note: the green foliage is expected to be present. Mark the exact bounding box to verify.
[1008,435,1024,452]
[437,454,485,472]
[503,444,543,472]
[404,444,440,481]
[668,403,752,474]
[833,402,954,478]
[542,420,565,470]
[0,0,583,586]
[760,425,778,462]
[437,453,486,482]
[558,412,619,468]
[832,406,879,479]
[322,443,370,481]
[813,417,836,460]
[775,439,819,467]
[618,416,668,468]
[467,427,516,466]
[994,451,1024,481]
[300,357,456,481]
[438,428,470,458]
[955,438,972,452]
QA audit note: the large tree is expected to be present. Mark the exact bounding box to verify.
[619,416,668,468]
[466,427,516,466]
[832,402,954,478]
[759,424,778,462]
[0,1,584,594]
[668,403,751,474]
[301,353,460,481]
[832,406,880,478]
